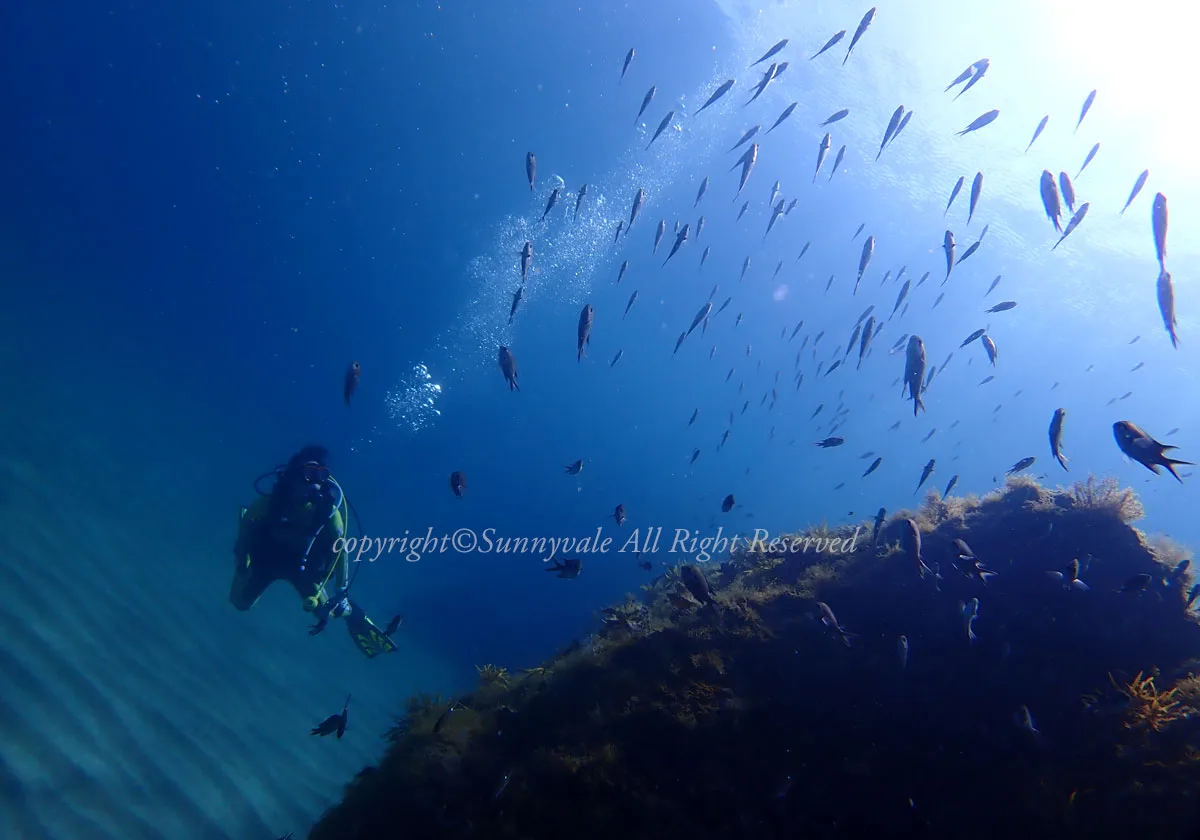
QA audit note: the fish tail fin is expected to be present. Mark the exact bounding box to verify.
[1164,458,1194,483]
[1056,453,1069,471]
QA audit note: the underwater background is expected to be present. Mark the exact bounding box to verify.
[0,0,1198,837]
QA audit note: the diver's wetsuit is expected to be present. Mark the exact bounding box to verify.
[230,483,348,613]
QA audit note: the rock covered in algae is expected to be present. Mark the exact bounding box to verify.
[310,477,1200,840]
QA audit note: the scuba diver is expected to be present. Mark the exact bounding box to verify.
[231,444,397,659]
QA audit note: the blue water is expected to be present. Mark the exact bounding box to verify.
[1,0,1198,836]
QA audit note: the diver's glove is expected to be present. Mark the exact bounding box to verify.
[330,590,352,619]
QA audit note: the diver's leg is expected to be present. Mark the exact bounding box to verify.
[229,561,275,611]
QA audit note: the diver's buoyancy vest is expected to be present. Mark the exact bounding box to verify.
[260,478,342,566]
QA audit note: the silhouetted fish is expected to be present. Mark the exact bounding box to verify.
[811,30,845,60]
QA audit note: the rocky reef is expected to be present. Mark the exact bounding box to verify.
[310,476,1200,839]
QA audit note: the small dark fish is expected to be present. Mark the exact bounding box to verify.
[798,241,811,260]
[814,133,832,182]
[1025,115,1049,154]
[729,125,760,153]
[1077,143,1099,179]
[1122,169,1149,215]
[953,59,990,100]
[825,359,843,377]
[892,110,914,144]
[986,275,1001,296]
[828,145,846,182]
[717,296,732,315]
[520,240,533,281]
[811,30,846,60]
[945,176,965,216]
[942,230,956,283]
[697,79,736,115]
[765,199,786,239]
[541,186,561,220]
[877,105,905,161]
[627,188,646,231]
[310,695,351,739]
[891,280,911,317]
[690,447,700,464]
[623,290,639,319]
[968,172,983,226]
[871,507,887,543]
[915,459,935,495]
[635,86,656,124]
[343,361,360,406]
[957,240,981,264]
[1116,573,1152,594]
[786,198,798,215]
[1157,269,1178,348]
[620,48,635,83]
[614,221,623,242]
[664,224,690,266]
[944,475,959,496]
[751,39,789,67]
[687,301,713,338]
[745,63,779,106]
[960,328,986,347]
[904,336,926,416]
[767,102,798,134]
[1114,421,1192,482]
[498,345,520,391]
[646,111,674,150]
[981,335,997,366]
[432,700,457,734]
[822,108,850,126]
[1006,456,1035,475]
[853,223,865,241]
[987,301,1016,313]
[616,260,629,285]
[546,558,582,579]
[816,437,845,448]
[811,404,824,419]
[733,143,759,199]
[576,305,594,362]
[525,152,536,191]
[1059,171,1076,213]
[688,408,698,426]
[695,176,710,207]
[573,184,588,221]
[700,246,711,269]
[610,349,624,368]
[1053,203,1089,250]
[1131,362,1145,372]
[1075,89,1096,133]
[1039,170,1063,232]
[854,235,875,294]
[682,564,719,609]
[612,504,626,526]
[858,316,876,369]
[843,7,877,66]
[1187,584,1200,609]
[956,110,999,135]
[944,61,978,92]
[449,471,466,498]
[863,457,883,477]
[1049,409,1069,471]
[845,324,863,358]
[563,459,584,475]
[1152,192,1168,271]
[933,292,945,309]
